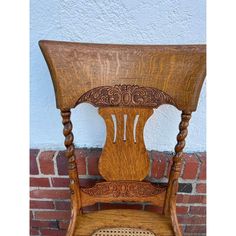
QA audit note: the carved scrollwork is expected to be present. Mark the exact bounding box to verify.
[76,85,176,108]
[81,181,167,198]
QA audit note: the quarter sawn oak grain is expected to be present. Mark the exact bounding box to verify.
[39,40,206,236]
[75,209,174,236]
[39,40,206,111]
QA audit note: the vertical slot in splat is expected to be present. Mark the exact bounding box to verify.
[111,114,117,143]
[98,107,154,181]
[123,114,127,142]
[133,114,139,144]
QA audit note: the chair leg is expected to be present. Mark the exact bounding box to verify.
[169,180,182,236]
[164,111,192,235]
[61,110,81,236]
[66,206,78,236]
[66,176,80,236]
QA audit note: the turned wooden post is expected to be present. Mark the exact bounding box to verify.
[39,40,206,235]
[164,111,192,215]
[61,110,81,236]
[163,111,191,236]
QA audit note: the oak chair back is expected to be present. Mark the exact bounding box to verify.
[39,40,206,236]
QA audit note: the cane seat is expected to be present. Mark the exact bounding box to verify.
[74,209,173,236]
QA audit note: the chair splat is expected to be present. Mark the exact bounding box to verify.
[39,40,206,236]
[98,107,153,181]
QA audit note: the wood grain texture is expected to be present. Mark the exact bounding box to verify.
[98,107,153,181]
[164,112,192,236]
[39,40,206,236]
[74,209,174,236]
[81,181,167,197]
[80,181,167,208]
[39,40,206,111]
[76,84,176,108]
[61,110,81,236]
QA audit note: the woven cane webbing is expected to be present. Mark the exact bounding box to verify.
[92,227,156,236]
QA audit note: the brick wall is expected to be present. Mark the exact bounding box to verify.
[30,149,206,236]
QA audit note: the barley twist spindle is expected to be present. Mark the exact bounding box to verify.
[164,111,191,216]
[172,111,191,173]
[61,110,81,236]
[61,110,77,171]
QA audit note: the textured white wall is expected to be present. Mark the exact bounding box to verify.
[30,0,206,152]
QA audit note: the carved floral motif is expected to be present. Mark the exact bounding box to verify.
[76,85,176,108]
[81,181,167,198]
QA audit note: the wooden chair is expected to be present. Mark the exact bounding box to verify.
[39,40,206,236]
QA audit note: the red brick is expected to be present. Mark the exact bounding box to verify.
[185,225,206,233]
[144,205,163,214]
[189,206,206,215]
[178,216,206,224]
[30,211,34,220]
[55,201,71,210]
[59,221,69,230]
[100,203,142,211]
[197,153,206,180]
[30,177,50,187]
[75,149,87,175]
[30,190,70,199]
[196,183,206,193]
[31,220,58,228]
[197,152,206,163]
[51,177,70,187]
[87,149,101,175]
[198,163,206,180]
[39,151,55,175]
[176,206,189,214]
[166,157,173,177]
[30,228,40,235]
[177,194,206,204]
[35,211,70,220]
[151,151,167,179]
[56,150,87,176]
[56,151,68,175]
[40,229,67,236]
[30,200,54,209]
[182,154,199,179]
[82,203,99,213]
[30,149,39,175]
[79,178,98,188]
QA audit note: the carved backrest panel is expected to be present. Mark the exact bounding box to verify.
[39,40,206,111]
[76,84,176,108]
[98,107,153,181]
[40,41,206,228]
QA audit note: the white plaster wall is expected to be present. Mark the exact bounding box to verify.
[30,0,206,152]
